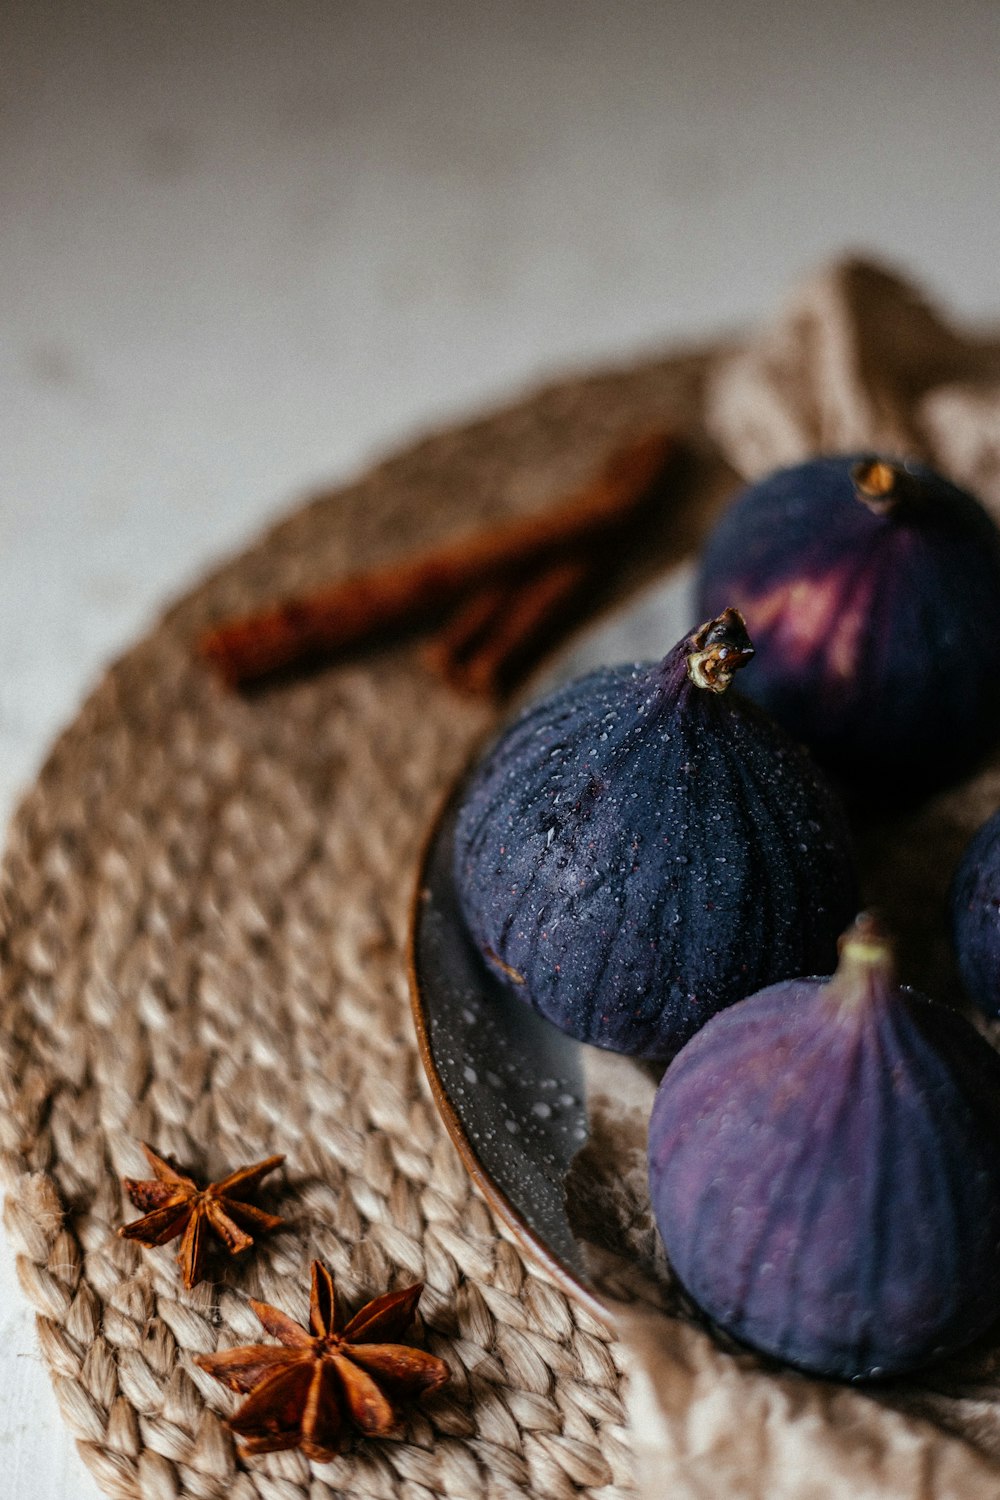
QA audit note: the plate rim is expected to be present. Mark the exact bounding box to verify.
[407,782,610,1326]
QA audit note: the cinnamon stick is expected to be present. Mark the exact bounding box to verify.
[197,430,677,687]
[422,582,512,679]
[429,555,595,698]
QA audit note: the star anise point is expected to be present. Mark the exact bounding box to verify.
[195,1261,449,1459]
[119,1146,285,1288]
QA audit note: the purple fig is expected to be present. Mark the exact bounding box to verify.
[951,809,1000,1018]
[696,455,1000,798]
[648,915,1000,1379]
[453,609,857,1059]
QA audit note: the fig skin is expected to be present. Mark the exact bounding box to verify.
[951,810,1000,1018]
[453,610,858,1060]
[696,455,1000,797]
[648,916,1000,1380]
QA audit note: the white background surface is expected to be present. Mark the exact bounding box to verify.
[2,2,999,1493]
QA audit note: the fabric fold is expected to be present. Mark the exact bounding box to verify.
[578,256,1000,1499]
[707,256,1000,511]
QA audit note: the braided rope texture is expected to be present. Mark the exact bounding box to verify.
[0,352,725,1500]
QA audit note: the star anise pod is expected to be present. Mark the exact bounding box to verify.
[118,1143,285,1289]
[194,1260,449,1459]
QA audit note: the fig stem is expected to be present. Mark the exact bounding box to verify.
[829,913,896,1010]
[851,459,934,517]
[686,607,755,694]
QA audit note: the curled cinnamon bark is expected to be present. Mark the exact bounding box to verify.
[197,431,677,689]
[425,556,594,698]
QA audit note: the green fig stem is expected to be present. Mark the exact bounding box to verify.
[851,458,934,517]
[828,913,896,1012]
[686,607,755,694]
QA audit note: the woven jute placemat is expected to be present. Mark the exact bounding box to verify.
[0,347,733,1500]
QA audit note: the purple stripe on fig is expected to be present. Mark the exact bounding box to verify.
[696,455,1000,799]
[648,914,1000,1380]
[951,809,1000,1018]
[453,610,857,1060]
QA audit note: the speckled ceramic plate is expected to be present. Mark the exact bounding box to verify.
[408,569,696,1315]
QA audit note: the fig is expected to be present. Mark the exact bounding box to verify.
[648,915,1000,1379]
[696,455,1000,796]
[951,809,1000,1018]
[453,609,857,1059]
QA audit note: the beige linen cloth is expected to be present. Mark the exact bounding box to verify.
[3,253,999,1500]
[585,260,1000,1500]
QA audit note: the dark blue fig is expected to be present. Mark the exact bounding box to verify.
[648,915,1000,1380]
[453,609,857,1059]
[951,809,1000,1017]
[696,455,1000,797]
